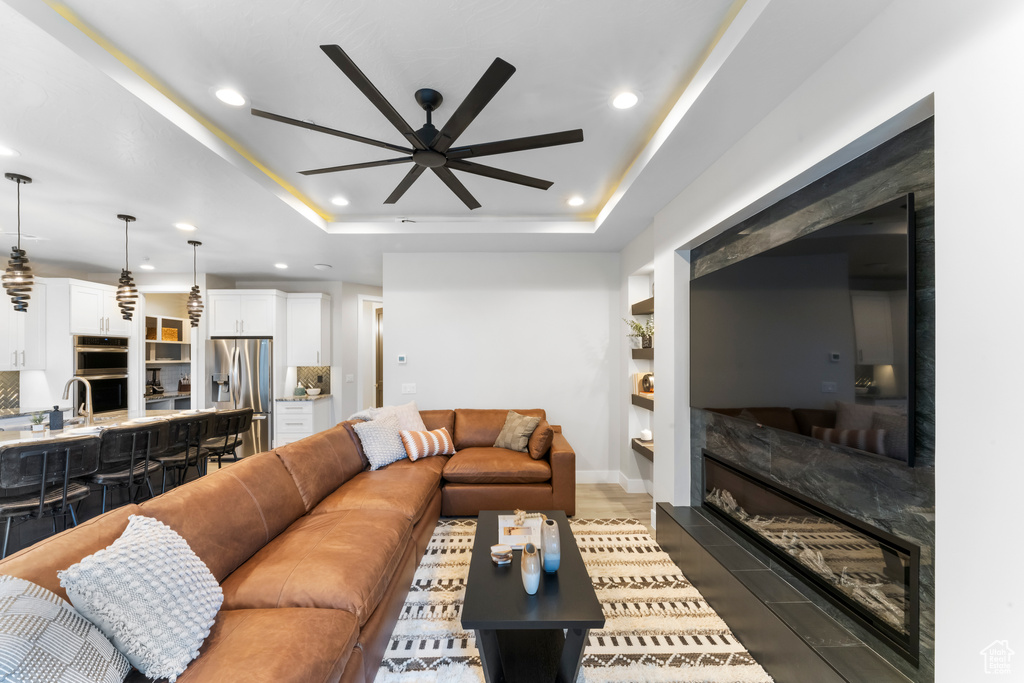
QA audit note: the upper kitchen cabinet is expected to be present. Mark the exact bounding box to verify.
[69,281,131,336]
[1,281,47,370]
[207,290,286,337]
[286,293,331,366]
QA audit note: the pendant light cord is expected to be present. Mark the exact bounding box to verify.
[193,243,198,286]
[15,179,21,251]
[124,217,129,270]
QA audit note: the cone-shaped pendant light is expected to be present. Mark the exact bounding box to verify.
[3,173,33,312]
[187,240,203,327]
[116,214,138,320]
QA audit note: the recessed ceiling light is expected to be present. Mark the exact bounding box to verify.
[330,196,350,207]
[174,222,197,231]
[0,144,19,157]
[567,196,585,207]
[612,91,639,109]
[215,88,246,107]
[139,263,155,271]
[313,263,333,271]
[274,263,288,269]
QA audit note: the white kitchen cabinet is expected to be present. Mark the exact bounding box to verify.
[286,293,331,366]
[851,291,894,365]
[274,397,331,447]
[1,282,46,370]
[69,282,131,336]
[208,290,283,337]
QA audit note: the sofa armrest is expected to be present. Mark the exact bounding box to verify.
[548,428,575,516]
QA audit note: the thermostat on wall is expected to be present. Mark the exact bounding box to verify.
[397,354,407,364]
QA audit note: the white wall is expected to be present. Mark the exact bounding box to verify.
[383,252,619,480]
[622,1,1024,678]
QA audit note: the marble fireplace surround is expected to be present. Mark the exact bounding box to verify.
[687,118,935,682]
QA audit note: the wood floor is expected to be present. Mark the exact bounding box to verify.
[575,483,654,534]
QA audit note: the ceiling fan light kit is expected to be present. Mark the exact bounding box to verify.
[252,45,584,210]
[3,172,34,312]
[115,213,138,320]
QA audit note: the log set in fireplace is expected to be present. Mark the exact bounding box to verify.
[702,450,920,665]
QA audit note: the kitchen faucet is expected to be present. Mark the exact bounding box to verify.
[62,377,93,426]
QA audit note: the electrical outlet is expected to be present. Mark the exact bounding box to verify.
[401,383,416,394]
[821,381,838,393]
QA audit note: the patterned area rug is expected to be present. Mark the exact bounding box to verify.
[375,519,773,683]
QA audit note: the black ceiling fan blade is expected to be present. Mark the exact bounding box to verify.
[432,167,481,210]
[447,129,585,160]
[384,165,427,204]
[447,160,553,190]
[299,156,414,176]
[320,45,426,151]
[251,108,413,154]
[432,58,517,153]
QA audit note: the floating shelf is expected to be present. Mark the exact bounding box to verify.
[632,347,654,360]
[147,360,191,365]
[631,438,655,461]
[631,393,655,410]
[631,297,654,315]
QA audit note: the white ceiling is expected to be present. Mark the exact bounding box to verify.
[0,0,893,286]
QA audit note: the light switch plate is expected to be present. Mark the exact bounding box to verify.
[401,383,416,394]
[821,381,838,393]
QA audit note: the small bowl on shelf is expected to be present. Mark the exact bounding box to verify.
[306,388,322,396]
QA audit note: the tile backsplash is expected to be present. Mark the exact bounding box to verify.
[297,366,331,395]
[0,371,19,410]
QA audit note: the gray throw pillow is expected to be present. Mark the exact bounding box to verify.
[353,413,407,470]
[0,575,130,683]
[494,411,541,453]
[871,411,909,461]
[58,515,223,683]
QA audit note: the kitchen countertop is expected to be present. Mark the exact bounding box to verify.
[145,391,189,402]
[0,407,73,420]
[276,394,331,402]
[0,408,214,446]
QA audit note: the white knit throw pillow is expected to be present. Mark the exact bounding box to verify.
[353,413,408,470]
[58,515,223,682]
[370,401,427,432]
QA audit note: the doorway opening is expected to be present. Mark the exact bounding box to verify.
[358,295,384,411]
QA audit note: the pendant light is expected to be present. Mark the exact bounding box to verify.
[187,240,203,327]
[2,172,33,312]
[115,214,138,320]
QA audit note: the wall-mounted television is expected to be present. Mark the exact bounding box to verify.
[690,194,916,466]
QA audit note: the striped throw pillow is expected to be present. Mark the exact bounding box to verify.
[812,426,886,456]
[401,427,456,461]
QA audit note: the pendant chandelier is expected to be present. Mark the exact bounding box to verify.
[2,173,34,312]
[187,239,203,327]
[115,213,138,320]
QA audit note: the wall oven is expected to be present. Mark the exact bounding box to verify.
[73,336,129,414]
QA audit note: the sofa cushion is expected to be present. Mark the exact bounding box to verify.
[0,505,138,602]
[420,409,455,434]
[275,423,366,511]
[310,464,441,523]
[442,447,552,484]
[139,450,306,582]
[528,420,554,460]
[453,409,546,450]
[220,509,412,625]
[173,608,358,683]
[385,454,449,478]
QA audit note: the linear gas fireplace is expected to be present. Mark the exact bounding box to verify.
[702,450,920,665]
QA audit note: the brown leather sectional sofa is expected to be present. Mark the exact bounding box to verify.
[0,408,574,683]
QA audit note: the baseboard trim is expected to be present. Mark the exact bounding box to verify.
[618,472,649,494]
[576,470,616,484]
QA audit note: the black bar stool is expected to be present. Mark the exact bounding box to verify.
[0,435,100,558]
[156,413,213,492]
[90,420,169,513]
[201,408,254,469]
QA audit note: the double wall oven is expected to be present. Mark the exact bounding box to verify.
[73,336,129,415]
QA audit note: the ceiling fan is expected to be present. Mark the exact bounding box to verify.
[252,45,584,210]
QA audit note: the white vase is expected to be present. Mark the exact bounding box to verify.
[521,543,541,594]
[541,519,560,572]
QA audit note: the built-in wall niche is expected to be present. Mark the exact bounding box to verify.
[627,271,654,465]
[144,293,194,408]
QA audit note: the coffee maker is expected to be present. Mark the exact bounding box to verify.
[145,367,164,396]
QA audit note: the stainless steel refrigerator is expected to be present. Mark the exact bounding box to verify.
[206,338,272,457]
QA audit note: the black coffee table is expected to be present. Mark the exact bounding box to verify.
[461,510,605,683]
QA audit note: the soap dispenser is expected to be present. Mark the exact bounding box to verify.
[49,405,64,431]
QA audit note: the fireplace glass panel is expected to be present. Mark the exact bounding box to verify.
[703,453,916,656]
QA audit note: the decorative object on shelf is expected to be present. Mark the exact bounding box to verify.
[623,315,654,348]
[146,327,157,340]
[3,173,33,312]
[640,428,653,441]
[49,405,63,431]
[641,373,655,392]
[293,381,306,396]
[161,327,179,341]
[115,214,138,320]
[541,518,560,572]
[521,542,541,594]
[306,388,321,396]
[186,240,203,327]
[490,544,512,566]
[31,411,45,431]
